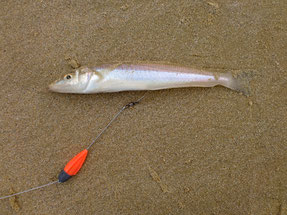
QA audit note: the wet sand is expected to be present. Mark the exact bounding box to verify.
[1,0,287,214]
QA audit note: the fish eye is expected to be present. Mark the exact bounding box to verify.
[65,75,72,80]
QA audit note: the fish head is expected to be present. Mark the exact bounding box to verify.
[49,67,94,93]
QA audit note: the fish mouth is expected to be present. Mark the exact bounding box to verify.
[49,83,60,92]
[49,80,82,93]
[49,80,66,93]
[49,83,57,92]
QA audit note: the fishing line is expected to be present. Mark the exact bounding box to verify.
[87,93,146,150]
[0,181,59,200]
[0,93,146,200]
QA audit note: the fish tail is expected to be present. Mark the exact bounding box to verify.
[222,71,253,96]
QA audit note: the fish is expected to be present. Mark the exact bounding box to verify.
[49,63,249,95]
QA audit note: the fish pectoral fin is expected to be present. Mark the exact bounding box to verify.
[92,71,104,81]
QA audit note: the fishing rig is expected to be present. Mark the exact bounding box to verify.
[0,94,146,200]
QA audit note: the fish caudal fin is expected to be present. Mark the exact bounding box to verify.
[222,71,253,96]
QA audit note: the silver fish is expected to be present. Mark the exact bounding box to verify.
[49,63,248,94]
